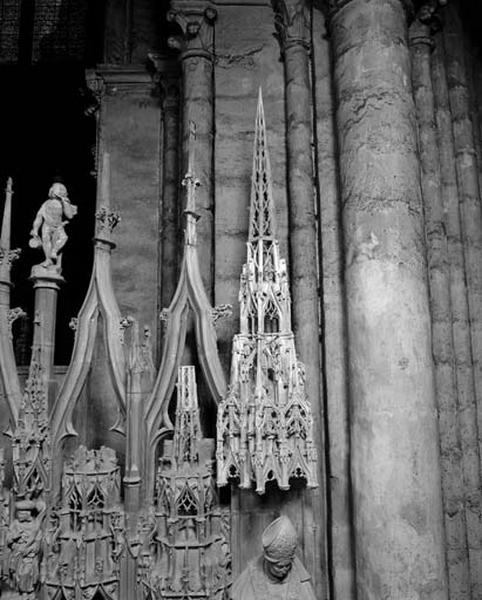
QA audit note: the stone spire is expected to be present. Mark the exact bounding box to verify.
[12,350,50,499]
[216,91,318,494]
[172,366,202,467]
[248,89,276,243]
[241,90,291,335]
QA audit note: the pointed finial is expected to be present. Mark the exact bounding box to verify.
[1,178,13,250]
[249,88,276,242]
[0,178,21,282]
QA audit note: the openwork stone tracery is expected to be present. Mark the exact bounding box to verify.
[0,88,316,600]
[138,366,230,600]
[216,92,318,494]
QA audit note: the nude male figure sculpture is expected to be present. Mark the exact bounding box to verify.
[29,182,77,271]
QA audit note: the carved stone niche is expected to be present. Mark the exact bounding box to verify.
[137,366,230,600]
[44,446,124,600]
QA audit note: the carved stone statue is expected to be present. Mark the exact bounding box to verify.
[231,515,316,600]
[29,182,77,271]
[7,499,45,599]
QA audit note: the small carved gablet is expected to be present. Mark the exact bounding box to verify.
[216,91,318,494]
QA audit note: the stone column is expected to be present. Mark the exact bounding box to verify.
[30,266,63,397]
[159,76,181,314]
[148,53,181,357]
[410,8,472,598]
[313,7,354,597]
[431,32,473,600]
[168,3,216,299]
[87,65,161,342]
[444,5,482,464]
[271,2,326,596]
[442,8,482,596]
[329,1,448,597]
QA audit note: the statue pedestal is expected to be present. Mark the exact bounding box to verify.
[29,265,64,398]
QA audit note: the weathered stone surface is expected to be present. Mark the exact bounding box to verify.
[157,73,180,329]
[442,8,482,598]
[97,69,160,352]
[331,0,448,597]
[312,7,355,600]
[431,35,474,600]
[411,17,473,600]
[214,4,289,370]
[273,1,327,596]
[168,4,216,299]
[213,2,291,579]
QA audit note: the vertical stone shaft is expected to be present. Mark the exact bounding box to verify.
[160,81,180,313]
[168,6,216,298]
[432,35,473,599]
[181,56,213,296]
[313,8,354,597]
[273,2,326,596]
[30,273,63,395]
[444,8,482,457]
[123,365,142,600]
[465,39,482,196]
[442,11,482,596]
[330,1,448,597]
[411,18,469,599]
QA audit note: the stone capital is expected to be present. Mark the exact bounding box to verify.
[409,1,447,48]
[167,3,217,60]
[271,0,310,55]
[147,53,180,111]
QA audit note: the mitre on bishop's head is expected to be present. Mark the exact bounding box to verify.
[262,515,298,563]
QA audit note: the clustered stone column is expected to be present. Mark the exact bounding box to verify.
[410,6,474,597]
[444,5,482,463]
[440,7,482,597]
[329,0,448,597]
[168,3,216,298]
[271,1,326,596]
[312,9,355,596]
